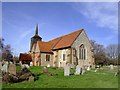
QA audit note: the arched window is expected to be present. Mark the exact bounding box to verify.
[79,44,86,60]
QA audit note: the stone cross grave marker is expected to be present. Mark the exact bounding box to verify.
[64,65,70,76]
[75,65,81,75]
[8,64,16,75]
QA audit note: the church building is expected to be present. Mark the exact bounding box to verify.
[20,24,94,68]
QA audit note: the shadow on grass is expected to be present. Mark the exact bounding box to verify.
[32,73,43,81]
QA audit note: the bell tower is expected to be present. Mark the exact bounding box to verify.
[29,24,42,52]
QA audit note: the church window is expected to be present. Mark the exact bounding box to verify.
[63,54,66,61]
[79,44,86,60]
[46,55,50,61]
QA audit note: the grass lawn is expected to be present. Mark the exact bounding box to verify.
[2,66,118,88]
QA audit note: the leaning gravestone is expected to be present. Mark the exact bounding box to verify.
[28,75,34,81]
[64,65,70,76]
[8,64,16,75]
[24,64,30,69]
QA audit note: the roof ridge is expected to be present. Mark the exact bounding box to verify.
[70,29,83,46]
[48,29,82,42]
[52,29,83,50]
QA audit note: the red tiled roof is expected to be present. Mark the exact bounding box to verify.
[19,53,32,61]
[32,29,83,53]
[37,41,52,53]
[48,37,61,49]
[52,30,83,50]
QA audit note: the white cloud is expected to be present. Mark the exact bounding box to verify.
[72,2,118,34]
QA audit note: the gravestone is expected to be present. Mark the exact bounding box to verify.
[47,64,50,68]
[87,63,91,71]
[42,67,48,74]
[2,63,8,73]
[87,67,90,71]
[110,65,114,69]
[21,65,25,69]
[19,61,22,66]
[24,64,30,69]
[30,62,33,66]
[64,65,70,76]
[81,67,85,75]
[9,61,13,64]
[8,64,16,75]
[75,65,81,75]
[21,64,29,69]
[94,68,98,72]
[28,76,34,81]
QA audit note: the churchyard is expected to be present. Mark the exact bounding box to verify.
[1,62,118,88]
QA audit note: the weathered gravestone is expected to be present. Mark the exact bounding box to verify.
[64,65,70,76]
[21,64,30,69]
[47,64,50,68]
[87,66,90,71]
[110,65,114,69]
[81,67,86,75]
[87,65,91,71]
[28,75,34,81]
[42,67,48,74]
[87,63,91,71]
[19,61,22,66]
[30,62,33,66]
[75,65,81,75]
[8,64,16,75]
[2,63,8,73]
[24,64,30,69]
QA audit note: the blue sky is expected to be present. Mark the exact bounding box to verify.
[2,2,118,56]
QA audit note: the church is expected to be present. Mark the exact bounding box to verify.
[19,24,94,68]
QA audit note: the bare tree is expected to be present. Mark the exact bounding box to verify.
[0,38,13,62]
[106,44,118,60]
[0,38,4,52]
[91,40,108,65]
